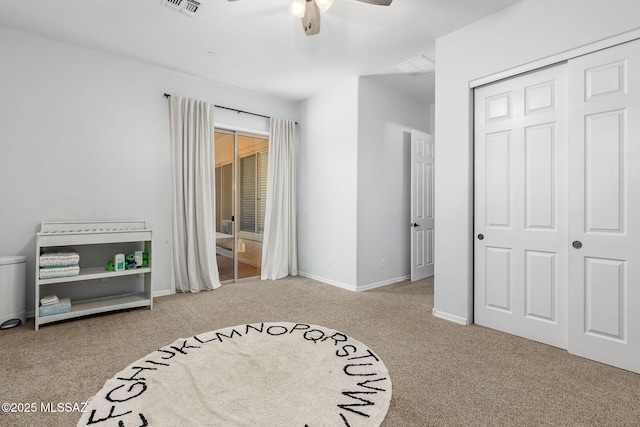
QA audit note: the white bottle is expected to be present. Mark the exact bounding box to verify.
[114,253,125,271]
[134,251,143,267]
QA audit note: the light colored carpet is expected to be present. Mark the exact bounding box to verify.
[1,276,640,426]
[77,322,391,427]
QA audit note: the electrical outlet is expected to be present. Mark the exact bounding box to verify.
[381,259,386,268]
[328,257,333,267]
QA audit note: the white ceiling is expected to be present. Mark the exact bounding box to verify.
[0,0,521,104]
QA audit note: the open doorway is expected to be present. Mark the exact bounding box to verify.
[214,129,269,282]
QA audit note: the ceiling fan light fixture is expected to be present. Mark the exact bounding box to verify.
[288,0,306,17]
[314,0,334,12]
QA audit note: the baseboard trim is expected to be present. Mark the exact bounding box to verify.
[298,272,409,292]
[357,276,409,292]
[298,272,358,292]
[153,289,173,298]
[432,308,470,326]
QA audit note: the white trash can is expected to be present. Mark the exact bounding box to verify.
[0,256,26,329]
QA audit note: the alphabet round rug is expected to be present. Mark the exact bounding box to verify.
[78,322,392,427]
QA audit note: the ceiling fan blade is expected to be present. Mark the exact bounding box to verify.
[354,0,392,5]
[302,0,321,36]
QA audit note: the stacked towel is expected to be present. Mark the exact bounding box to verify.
[40,295,59,305]
[39,251,80,267]
[39,298,71,317]
[39,265,80,279]
[39,250,80,279]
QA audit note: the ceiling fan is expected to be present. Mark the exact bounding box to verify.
[227,0,393,36]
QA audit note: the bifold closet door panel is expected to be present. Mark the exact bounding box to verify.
[568,39,640,374]
[474,64,569,349]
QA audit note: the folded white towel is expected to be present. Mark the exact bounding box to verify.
[39,298,71,317]
[40,295,59,306]
[39,250,80,267]
[39,265,80,279]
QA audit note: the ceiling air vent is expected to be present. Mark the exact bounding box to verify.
[394,55,435,78]
[161,0,201,17]
[162,0,183,11]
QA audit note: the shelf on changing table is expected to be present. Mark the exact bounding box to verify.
[36,293,151,325]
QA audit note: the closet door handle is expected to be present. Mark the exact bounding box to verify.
[572,241,582,249]
[477,234,484,240]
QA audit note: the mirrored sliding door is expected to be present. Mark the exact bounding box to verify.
[214,130,268,282]
[214,131,236,282]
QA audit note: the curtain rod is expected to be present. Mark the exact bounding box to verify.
[164,93,271,121]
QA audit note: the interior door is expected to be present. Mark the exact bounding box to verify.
[410,129,434,281]
[567,39,640,373]
[474,64,568,349]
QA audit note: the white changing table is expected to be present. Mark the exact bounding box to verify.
[35,220,153,330]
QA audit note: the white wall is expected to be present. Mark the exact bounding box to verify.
[298,78,360,288]
[0,25,298,313]
[434,0,640,324]
[298,76,429,290]
[357,77,429,288]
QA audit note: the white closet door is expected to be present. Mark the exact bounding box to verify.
[568,39,640,373]
[474,65,568,349]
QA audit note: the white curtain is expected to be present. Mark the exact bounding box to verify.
[169,96,221,292]
[261,118,298,280]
